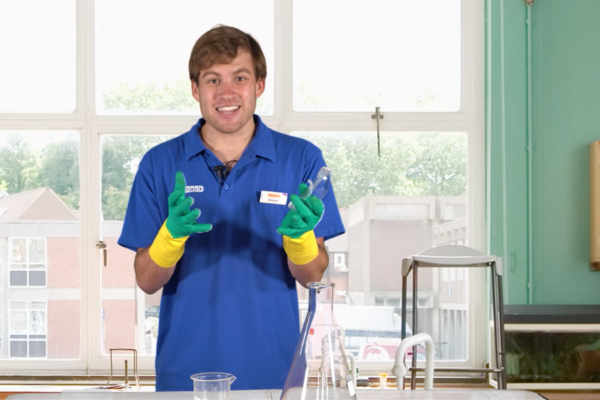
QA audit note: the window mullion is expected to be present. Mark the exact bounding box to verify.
[80,0,95,372]
[277,0,294,125]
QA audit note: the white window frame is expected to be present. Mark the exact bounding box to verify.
[8,237,47,288]
[0,0,485,376]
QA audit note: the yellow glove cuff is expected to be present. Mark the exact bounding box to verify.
[148,221,189,268]
[283,230,319,265]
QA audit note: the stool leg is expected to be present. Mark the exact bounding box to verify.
[411,264,418,390]
[402,272,408,341]
[401,269,408,390]
[496,271,507,389]
[491,262,506,389]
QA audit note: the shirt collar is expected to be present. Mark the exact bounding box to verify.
[183,115,277,162]
[243,115,277,163]
[183,119,207,161]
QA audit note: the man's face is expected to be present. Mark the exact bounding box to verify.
[192,50,265,136]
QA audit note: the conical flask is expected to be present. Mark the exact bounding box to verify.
[281,282,357,400]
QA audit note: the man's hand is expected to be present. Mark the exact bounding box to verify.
[278,183,324,265]
[277,183,324,238]
[148,171,211,268]
[166,171,212,237]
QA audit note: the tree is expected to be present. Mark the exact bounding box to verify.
[0,135,80,209]
[102,77,273,115]
[34,139,80,210]
[0,134,39,194]
[295,132,466,208]
[101,136,169,220]
[102,77,198,113]
[405,133,466,196]
[0,133,170,218]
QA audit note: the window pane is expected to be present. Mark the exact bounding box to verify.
[293,0,461,112]
[101,135,174,355]
[10,271,27,286]
[29,239,46,263]
[11,302,26,310]
[0,131,81,359]
[29,271,46,287]
[30,310,47,335]
[95,0,274,116]
[31,302,46,310]
[29,341,47,358]
[293,131,468,362]
[10,239,26,262]
[10,341,27,358]
[10,311,27,334]
[0,1,76,112]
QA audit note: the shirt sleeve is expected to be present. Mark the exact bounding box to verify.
[303,149,346,242]
[117,153,168,252]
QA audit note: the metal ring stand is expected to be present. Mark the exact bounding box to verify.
[105,348,141,390]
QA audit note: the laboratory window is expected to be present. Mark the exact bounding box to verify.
[0,0,483,377]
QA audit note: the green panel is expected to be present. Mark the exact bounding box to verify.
[532,0,600,304]
[486,0,529,304]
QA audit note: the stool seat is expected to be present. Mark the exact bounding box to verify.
[400,244,507,390]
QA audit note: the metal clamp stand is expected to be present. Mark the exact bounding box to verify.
[105,348,141,390]
[400,245,507,390]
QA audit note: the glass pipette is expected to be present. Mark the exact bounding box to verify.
[288,166,331,211]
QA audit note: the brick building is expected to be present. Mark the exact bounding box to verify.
[0,187,159,360]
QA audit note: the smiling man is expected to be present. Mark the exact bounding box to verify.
[118,26,345,391]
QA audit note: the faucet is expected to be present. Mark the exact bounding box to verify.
[392,333,435,390]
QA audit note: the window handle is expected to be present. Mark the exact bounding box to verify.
[371,106,384,159]
[96,241,107,267]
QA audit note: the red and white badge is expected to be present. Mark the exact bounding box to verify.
[259,191,288,205]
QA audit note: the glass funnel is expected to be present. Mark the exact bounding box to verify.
[281,282,357,400]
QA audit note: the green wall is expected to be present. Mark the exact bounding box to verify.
[487,0,600,304]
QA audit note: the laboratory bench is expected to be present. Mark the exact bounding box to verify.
[3,388,545,399]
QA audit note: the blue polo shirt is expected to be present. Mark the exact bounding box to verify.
[118,115,345,391]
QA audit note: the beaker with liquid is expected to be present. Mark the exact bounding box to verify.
[190,372,236,400]
[280,282,357,400]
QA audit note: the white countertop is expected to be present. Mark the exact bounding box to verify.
[6,388,543,399]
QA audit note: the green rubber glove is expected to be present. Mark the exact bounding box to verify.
[277,183,324,239]
[166,171,212,238]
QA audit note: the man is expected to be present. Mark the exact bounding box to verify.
[118,25,345,391]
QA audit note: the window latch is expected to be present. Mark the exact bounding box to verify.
[371,106,384,159]
[96,241,107,267]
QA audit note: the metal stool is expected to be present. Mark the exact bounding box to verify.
[400,244,507,390]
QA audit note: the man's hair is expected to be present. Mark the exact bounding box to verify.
[189,25,267,83]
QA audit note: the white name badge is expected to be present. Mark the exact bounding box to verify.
[259,191,288,206]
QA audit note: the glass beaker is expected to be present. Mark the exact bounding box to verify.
[281,282,357,400]
[190,372,236,400]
